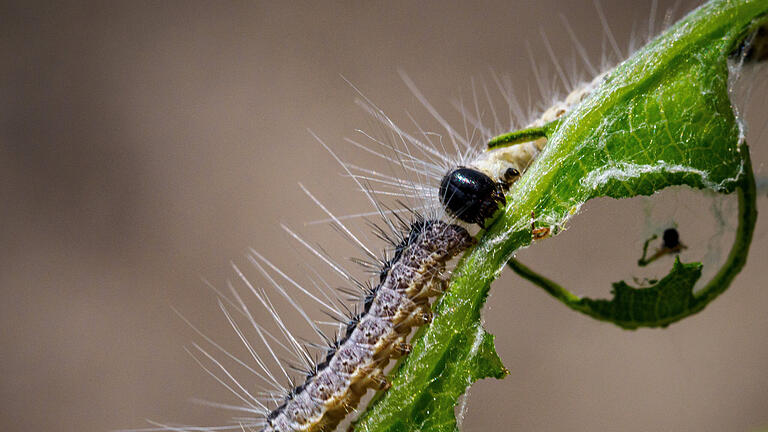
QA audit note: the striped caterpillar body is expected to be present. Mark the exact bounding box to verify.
[265,219,473,432]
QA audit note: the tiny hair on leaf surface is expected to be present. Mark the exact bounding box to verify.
[353,0,767,431]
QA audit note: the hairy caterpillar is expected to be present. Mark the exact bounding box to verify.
[126,2,768,432]
[133,71,606,432]
[255,65,606,429]
[137,9,635,432]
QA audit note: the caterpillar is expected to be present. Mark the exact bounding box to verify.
[252,66,605,429]
[163,71,603,431]
[154,12,637,432]
[128,3,768,432]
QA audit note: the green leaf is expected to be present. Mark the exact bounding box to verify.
[508,152,757,329]
[568,259,705,329]
[581,259,704,329]
[353,1,767,430]
[511,258,707,330]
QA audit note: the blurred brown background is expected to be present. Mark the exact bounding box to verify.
[2,1,767,431]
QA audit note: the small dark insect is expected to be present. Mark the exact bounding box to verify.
[662,228,680,249]
[638,227,687,267]
[439,167,507,226]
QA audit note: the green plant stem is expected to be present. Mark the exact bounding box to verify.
[487,122,552,148]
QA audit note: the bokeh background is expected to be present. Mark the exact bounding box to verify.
[2,1,767,431]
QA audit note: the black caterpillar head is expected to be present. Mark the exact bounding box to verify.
[439,167,507,227]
